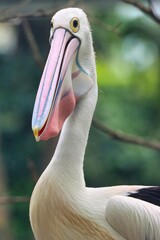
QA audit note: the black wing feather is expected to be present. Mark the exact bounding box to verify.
[128,186,160,207]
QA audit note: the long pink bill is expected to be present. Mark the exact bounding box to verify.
[32,28,80,141]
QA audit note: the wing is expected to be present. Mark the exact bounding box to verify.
[105,187,160,240]
[127,186,160,206]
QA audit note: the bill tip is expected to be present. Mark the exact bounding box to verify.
[33,126,40,142]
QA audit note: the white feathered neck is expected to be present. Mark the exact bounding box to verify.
[45,9,98,189]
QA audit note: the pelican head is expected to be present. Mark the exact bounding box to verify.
[32,8,96,141]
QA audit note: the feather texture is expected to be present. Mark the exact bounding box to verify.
[128,186,160,207]
[30,8,160,240]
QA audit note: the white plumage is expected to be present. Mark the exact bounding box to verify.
[30,8,160,240]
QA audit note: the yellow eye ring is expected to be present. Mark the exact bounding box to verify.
[70,17,80,33]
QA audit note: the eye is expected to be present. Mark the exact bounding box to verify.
[70,17,80,33]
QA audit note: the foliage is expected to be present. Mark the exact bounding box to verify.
[0,1,160,239]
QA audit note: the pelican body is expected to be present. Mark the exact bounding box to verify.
[30,8,160,240]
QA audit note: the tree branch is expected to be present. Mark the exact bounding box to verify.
[1,121,160,206]
[93,118,160,151]
[0,9,53,23]
[149,0,160,21]
[89,16,121,35]
[0,0,32,16]
[21,10,160,153]
[22,19,44,69]
[120,0,160,24]
[0,0,77,23]
[0,196,30,204]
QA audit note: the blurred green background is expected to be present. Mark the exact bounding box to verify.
[0,0,160,239]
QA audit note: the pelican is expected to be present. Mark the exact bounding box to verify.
[30,8,160,240]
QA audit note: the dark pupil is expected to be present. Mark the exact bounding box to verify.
[73,20,78,28]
